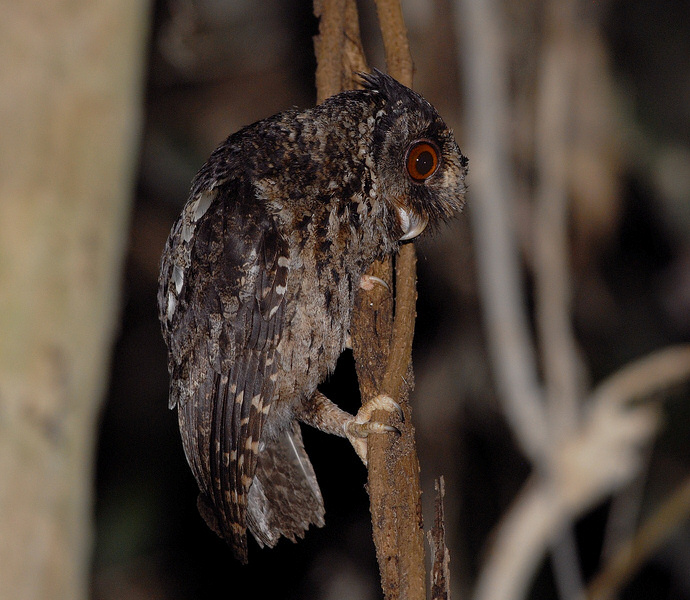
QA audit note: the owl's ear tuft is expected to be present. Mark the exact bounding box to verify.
[359,69,405,97]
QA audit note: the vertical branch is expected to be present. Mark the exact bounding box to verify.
[364,3,426,599]
[343,0,370,81]
[314,0,347,102]
[313,1,427,598]
[373,0,413,86]
[314,0,368,103]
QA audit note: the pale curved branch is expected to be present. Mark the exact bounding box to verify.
[588,345,690,408]
[472,344,690,600]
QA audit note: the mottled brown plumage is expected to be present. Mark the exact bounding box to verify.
[158,71,467,562]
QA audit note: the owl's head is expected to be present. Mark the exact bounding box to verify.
[360,70,468,242]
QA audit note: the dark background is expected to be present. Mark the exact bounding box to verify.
[92,0,690,598]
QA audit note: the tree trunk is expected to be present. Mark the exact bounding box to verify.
[0,1,148,598]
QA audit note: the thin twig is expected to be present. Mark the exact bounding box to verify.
[428,477,452,600]
[381,244,418,400]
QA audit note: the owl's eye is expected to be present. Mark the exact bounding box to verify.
[406,141,439,182]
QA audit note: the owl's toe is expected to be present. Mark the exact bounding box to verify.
[359,274,390,292]
[344,395,402,464]
[357,394,403,424]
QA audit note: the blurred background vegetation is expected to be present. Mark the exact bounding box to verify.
[3,0,690,599]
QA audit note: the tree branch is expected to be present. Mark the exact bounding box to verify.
[313,1,427,598]
[363,3,426,599]
[428,477,452,600]
[314,0,368,103]
[313,0,347,103]
[471,345,690,600]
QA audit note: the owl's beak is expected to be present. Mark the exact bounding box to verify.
[398,206,429,240]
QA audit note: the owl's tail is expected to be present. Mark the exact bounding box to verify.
[245,420,325,550]
[194,420,325,562]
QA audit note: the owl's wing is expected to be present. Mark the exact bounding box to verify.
[160,181,289,562]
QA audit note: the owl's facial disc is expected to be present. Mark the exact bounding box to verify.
[397,206,429,240]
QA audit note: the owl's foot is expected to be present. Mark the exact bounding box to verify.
[359,274,390,292]
[298,391,402,465]
[345,395,402,465]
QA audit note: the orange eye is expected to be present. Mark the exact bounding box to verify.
[406,141,439,182]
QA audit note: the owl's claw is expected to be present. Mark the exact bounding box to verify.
[345,395,402,465]
[359,274,390,292]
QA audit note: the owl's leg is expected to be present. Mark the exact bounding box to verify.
[299,391,401,465]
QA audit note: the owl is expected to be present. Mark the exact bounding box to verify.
[158,70,468,563]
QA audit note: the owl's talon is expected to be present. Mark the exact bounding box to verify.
[358,394,403,424]
[347,420,399,438]
[345,395,403,465]
[359,274,390,292]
